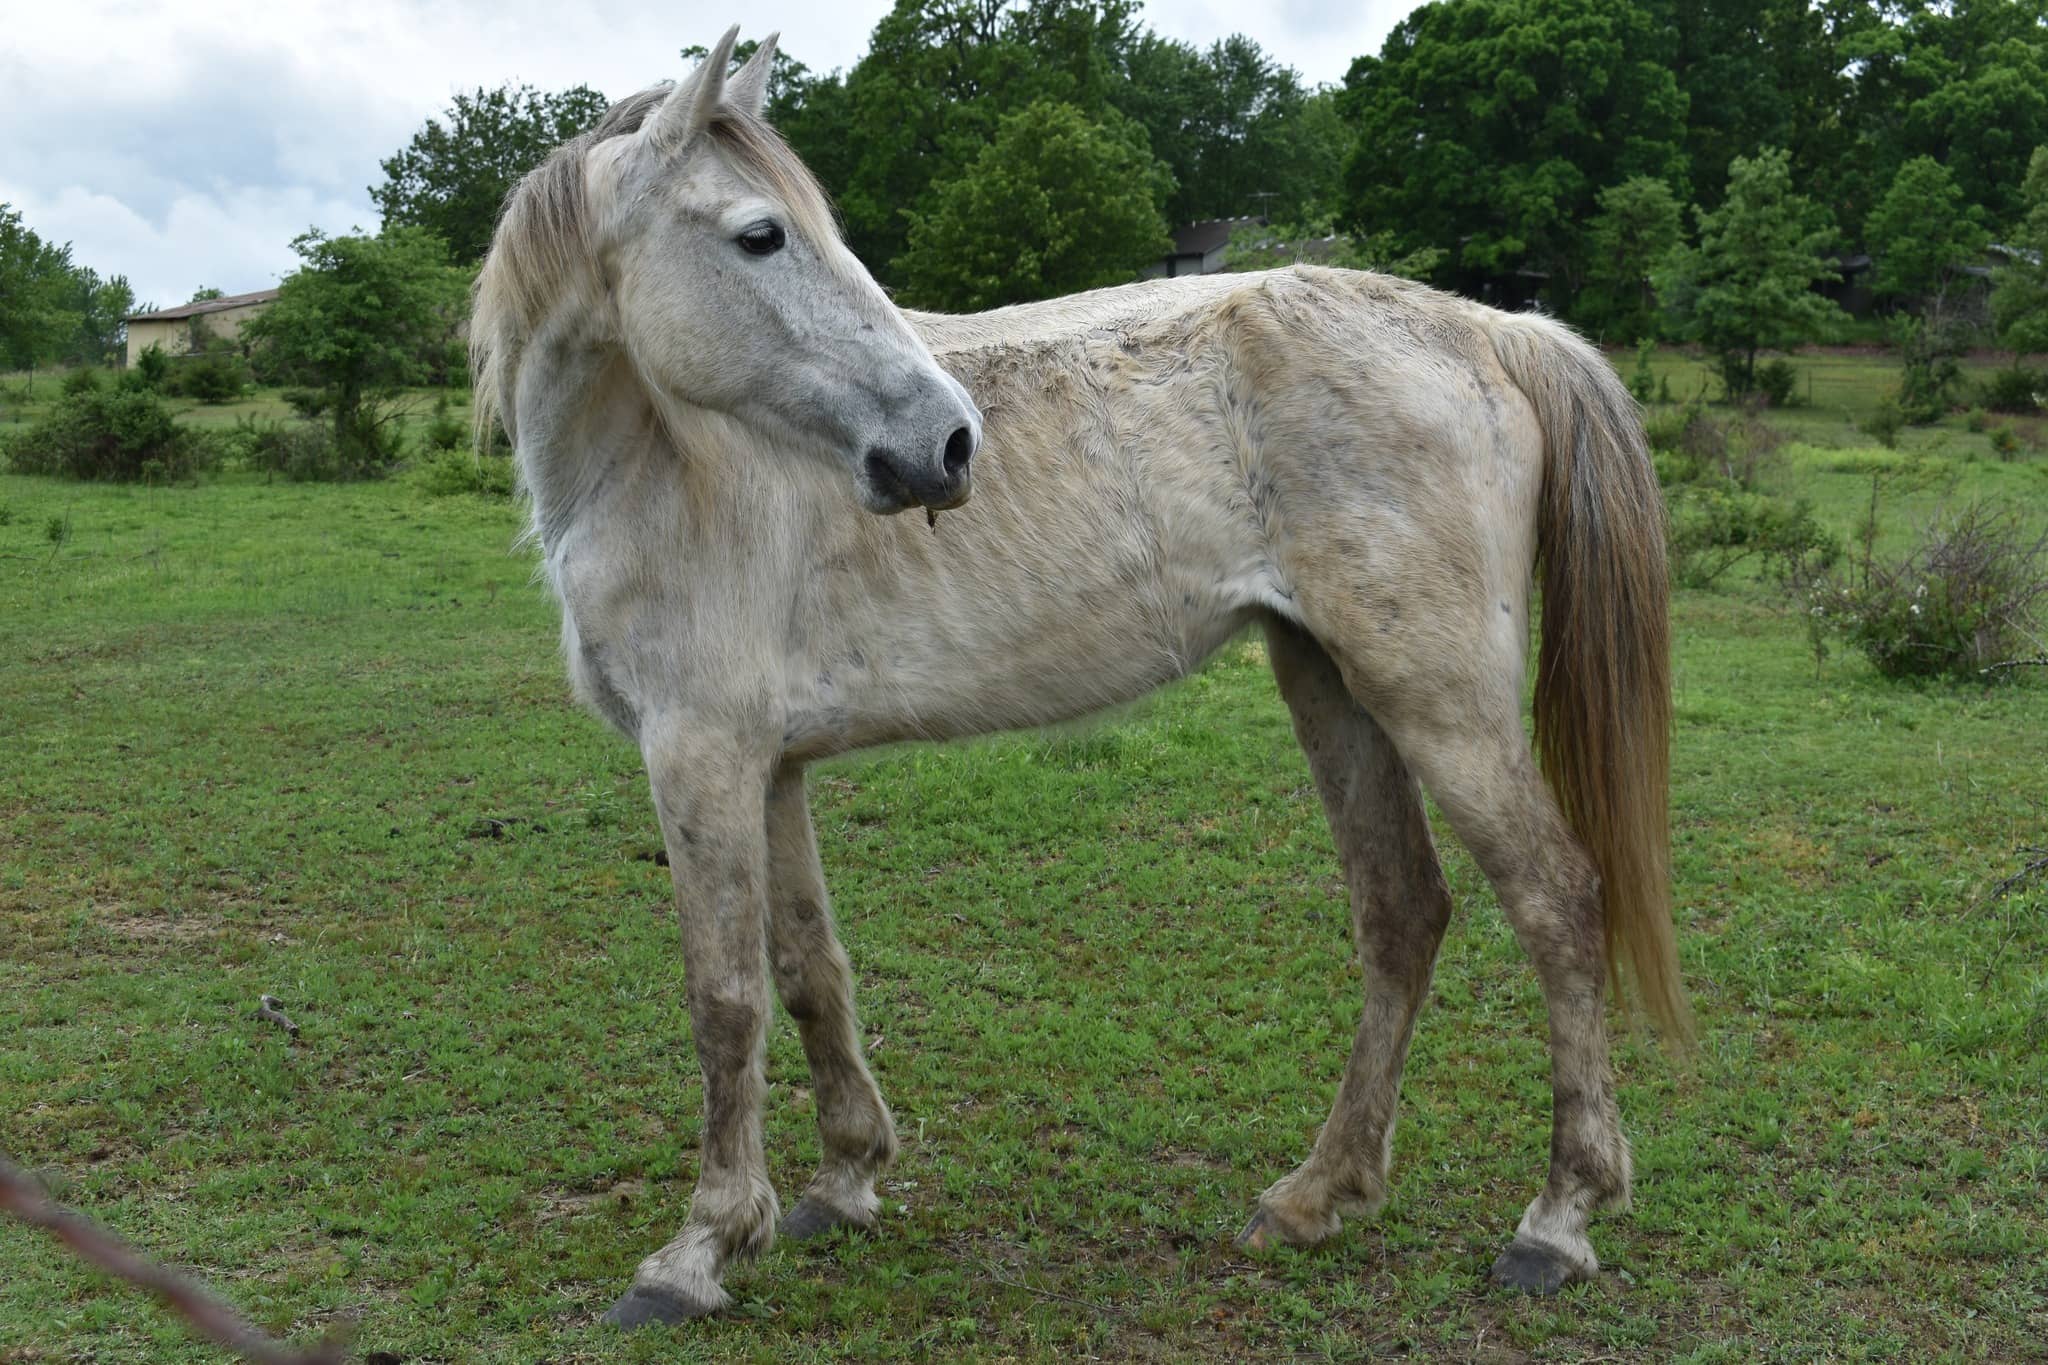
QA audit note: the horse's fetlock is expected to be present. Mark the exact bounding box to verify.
[696,1173,779,1261]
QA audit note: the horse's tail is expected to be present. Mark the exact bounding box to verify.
[1486,313,1691,1043]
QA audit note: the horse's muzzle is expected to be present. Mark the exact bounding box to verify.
[860,423,975,514]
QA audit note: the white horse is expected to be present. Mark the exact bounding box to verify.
[471,29,1688,1328]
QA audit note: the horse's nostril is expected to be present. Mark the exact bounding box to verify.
[943,425,974,479]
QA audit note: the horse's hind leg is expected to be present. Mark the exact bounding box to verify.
[1370,689,1630,1293]
[1239,620,1455,1250]
[764,768,898,1239]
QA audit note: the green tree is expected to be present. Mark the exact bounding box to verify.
[241,227,469,464]
[1577,176,1687,342]
[1865,156,1988,303]
[1656,147,1844,396]
[897,100,1171,311]
[372,83,611,264]
[832,0,1143,275]
[1991,146,2048,359]
[1841,2,2048,230]
[58,267,136,367]
[1118,34,1347,225]
[1337,0,1689,304]
[0,204,82,371]
[1661,0,1871,216]
[1222,218,1443,280]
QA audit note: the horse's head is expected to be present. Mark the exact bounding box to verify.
[593,29,980,515]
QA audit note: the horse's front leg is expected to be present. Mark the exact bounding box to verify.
[604,726,779,1328]
[764,766,899,1240]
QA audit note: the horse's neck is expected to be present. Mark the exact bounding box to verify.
[509,321,1264,753]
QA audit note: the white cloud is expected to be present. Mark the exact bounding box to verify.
[0,182,373,309]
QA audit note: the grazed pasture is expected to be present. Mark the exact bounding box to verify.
[1,416,2044,1360]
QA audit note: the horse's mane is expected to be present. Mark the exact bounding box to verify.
[471,83,840,452]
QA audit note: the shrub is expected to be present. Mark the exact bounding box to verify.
[281,388,330,420]
[1805,502,2048,681]
[1628,340,1657,405]
[1896,314,1968,423]
[132,344,170,391]
[1977,366,2043,415]
[1755,358,1800,408]
[61,367,102,397]
[165,352,247,404]
[2,388,209,482]
[1965,407,1991,433]
[241,421,340,481]
[414,447,516,497]
[1667,479,1838,589]
[1653,402,1787,489]
[233,405,404,483]
[421,393,466,452]
[1861,392,1906,448]
[1989,425,2021,460]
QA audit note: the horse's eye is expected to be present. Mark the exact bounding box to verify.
[737,221,786,256]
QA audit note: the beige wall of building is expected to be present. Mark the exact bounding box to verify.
[123,291,278,367]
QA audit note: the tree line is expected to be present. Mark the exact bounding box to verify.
[0,205,137,371]
[8,0,2048,409]
[370,0,2048,389]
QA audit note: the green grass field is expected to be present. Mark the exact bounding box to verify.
[1,360,2045,1361]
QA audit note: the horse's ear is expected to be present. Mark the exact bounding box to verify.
[651,25,740,146]
[726,32,779,120]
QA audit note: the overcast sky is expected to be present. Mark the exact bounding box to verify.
[0,0,1410,310]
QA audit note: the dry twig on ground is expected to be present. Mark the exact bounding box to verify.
[0,1156,349,1364]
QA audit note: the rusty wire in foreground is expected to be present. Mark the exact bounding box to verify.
[0,1155,349,1365]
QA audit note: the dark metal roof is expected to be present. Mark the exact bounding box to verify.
[1171,217,1266,257]
[123,288,279,323]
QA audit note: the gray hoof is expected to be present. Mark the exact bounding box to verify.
[600,1283,720,1329]
[1235,1208,1278,1252]
[1489,1240,1585,1295]
[778,1195,871,1242]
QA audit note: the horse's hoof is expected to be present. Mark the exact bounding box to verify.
[1236,1208,1280,1252]
[778,1195,872,1242]
[600,1283,721,1329]
[1489,1240,1586,1295]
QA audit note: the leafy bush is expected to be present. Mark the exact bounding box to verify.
[132,344,170,391]
[1977,366,2044,415]
[1628,340,1658,405]
[1896,314,1968,423]
[420,393,466,452]
[224,405,403,483]
[414,447,515,497]
[165,352,247,404]
[281,388,330,420]
[60,367,101,397]
[1648,401,1786,489]
[1805,502,2047,681]
[1666,479,1838,589]
[1861,392,1906,448]
[243,422,337,481]
[1989,425,2021,460]
[1755,358,1800,408]
[2,388,209,482]
[1965,407,1991,433]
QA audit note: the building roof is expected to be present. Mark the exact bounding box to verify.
[1170,217,1266,257]
[123,288,280,323]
